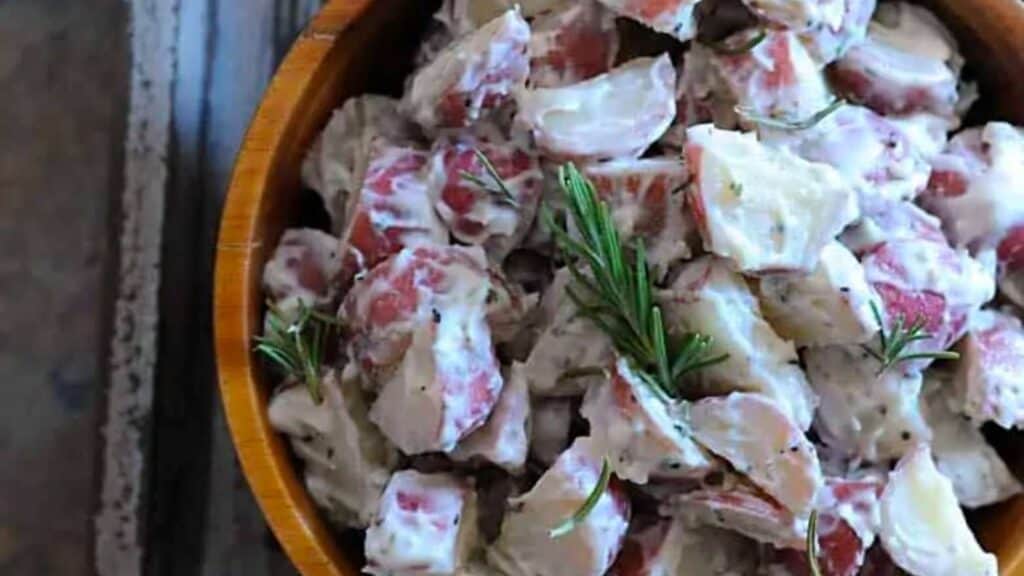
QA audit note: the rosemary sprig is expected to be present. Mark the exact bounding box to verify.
[254,301,340,404]
[711,29,767,55]
[459,147,519,206]
[861,301,959,376]
[549,457,611,538]
[807,509,823,576]
[735,99,845,131]
[542,163,727,398]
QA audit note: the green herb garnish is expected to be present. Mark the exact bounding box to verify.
[542,164,727,399]
[711,29,768,55]
[807,509,823,576]
[254,301,340,404]
[862,301,959,376]
[735,99,845,131]
[549,457,611,538]
[459,147,519,206]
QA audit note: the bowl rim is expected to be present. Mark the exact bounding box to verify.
[214,1,1024,575]
[213,1,377,574]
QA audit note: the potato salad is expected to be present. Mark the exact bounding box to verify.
[258,1,1024,574]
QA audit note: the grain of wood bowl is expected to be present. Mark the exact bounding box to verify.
[214,0,1024,574]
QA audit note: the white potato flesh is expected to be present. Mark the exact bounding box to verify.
[923,373,1022,508]
[595,0,700,40]
[489,437,630,576]
[879,445,998,576]
[663,485,807,549]
[662,256,817,430]
[608,517,757,576]
[581,357,717,484]
[529,397,573,466]
[440,0,568,33]
[262,228,342,315]
[920,122,1024,251]
[402,10,530,130]
[690,392,823,516]
[301,95,416,230]
[743,0,844,30]
[798,0,876,65]
[528,0,619,89]
[524,268,615,396]
[268,368,398,528]
[582,157,694,276]
[954,308,1024,429]
[758,241,879,346]
[685,125,859,273]
[709,32,833,124]
[364,470,479,575]
[803,345,931,462]
[451,362,531,473]
[515,55,677,161]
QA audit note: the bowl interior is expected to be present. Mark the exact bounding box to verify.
[215,0,1024,574]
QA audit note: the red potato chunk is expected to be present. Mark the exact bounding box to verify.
[262,228,342,314]
[364,470,479,575]
[489,437,631,576]
[341,246,504,454]
[402,9,530,131]
[529,1,619,89]
[427,134,543,261]
[609,517,757,576]
[954,309,1024,429]
[661,256,817,430]
[740,0,844,32]
[596,0,701,40]
[338,140,447,285]
[803,345,931,461]
[998,223,1024,308]
[920,122,1024,251]
[515,55,677,161]
[663,485,806,549]
[827,3,962,118]
[439,0,567,35]
[581,358,717,484]
[690,393,823,516]
[707,32,833,125]
[582,157,694,275]
[879,445,997,576]
[451,362,531,473]
[760,104,931,216]
[685,125,859,274]
[529,397,573,466]
[798,0,876,65]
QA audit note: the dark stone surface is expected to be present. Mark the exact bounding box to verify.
[0,0,129,573]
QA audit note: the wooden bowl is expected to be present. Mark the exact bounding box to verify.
[214,0,1024,574]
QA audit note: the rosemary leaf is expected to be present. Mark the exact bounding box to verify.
[549,457,611,538]
[736,99,845,131]
[254,301,340,404]
[862,301,960,375]
[807,509,823,576]
[459,148,519,206]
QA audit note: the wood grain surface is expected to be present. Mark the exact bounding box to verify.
[214,0,1024,575]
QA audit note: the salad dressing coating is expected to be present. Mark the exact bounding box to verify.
[258,3,1024,575]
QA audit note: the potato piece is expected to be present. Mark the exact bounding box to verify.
[489,437,631,576]
[740,0,844,31]
[798,0,876,64]
[828,3,961,118]
[760,104,931,216]
[338,140,447,284]
[427,133,543,261]
[596,0,700,40]
[515,55,676,161]
[921,122,1024,251]
[662,257,817,430]
[954,309,1024,429]
[803,345,930,461]
[663,485,806,549]
[609,517,757,576]
[582,157,694,276]
[451,362,531,473]
[582,358,717,484]
[924,371,1022,507]
[685,125,858,273]
[402,10,530,130]
[268,367,398,528]
[440,0,568,33]
[341,246,503,454]
[529,1,619,88]
[301,96,417,230]
[690,393,823,516]
[529,397,573,466]
[997,223,1024,308]
[879,445,998,576]
[758,241,879,346]
[262,228,342,315]
[364,470,479,575]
